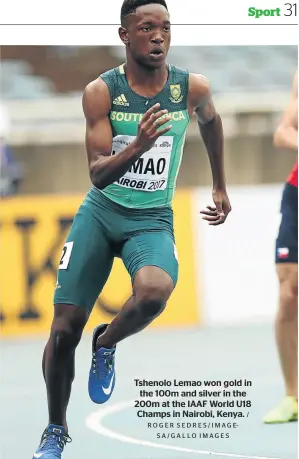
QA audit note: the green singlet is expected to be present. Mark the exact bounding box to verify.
[99,63,190,208]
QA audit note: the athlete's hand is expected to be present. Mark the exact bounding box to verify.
[134,103,172,154]
[200,189,231,226]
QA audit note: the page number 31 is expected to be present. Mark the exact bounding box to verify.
[284,3,297,15]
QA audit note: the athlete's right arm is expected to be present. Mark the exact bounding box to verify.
[273,72,298,151]
[83,78,172,189]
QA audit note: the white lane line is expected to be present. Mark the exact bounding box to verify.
[85,399,284,459]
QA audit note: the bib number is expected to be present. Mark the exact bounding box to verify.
[59,241,74,270]
[112,135,173,192]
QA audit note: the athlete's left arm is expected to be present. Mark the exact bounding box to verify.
[189,73,231,225]
[273,71,298,151]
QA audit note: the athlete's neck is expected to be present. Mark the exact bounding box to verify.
[124,57,169,97]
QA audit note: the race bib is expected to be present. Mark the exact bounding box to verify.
[112,135,173,192]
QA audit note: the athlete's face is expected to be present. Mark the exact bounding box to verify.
[119,4,171,69]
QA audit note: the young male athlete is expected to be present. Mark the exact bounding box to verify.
[264,71,298,424]
[32,0,231,457]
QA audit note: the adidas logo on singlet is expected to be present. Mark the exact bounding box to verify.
[112,94,129,107]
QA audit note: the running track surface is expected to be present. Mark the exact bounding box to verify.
[0,324,297,459]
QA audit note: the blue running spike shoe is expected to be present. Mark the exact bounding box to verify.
[32,424,71,459]
[88,324,116,404]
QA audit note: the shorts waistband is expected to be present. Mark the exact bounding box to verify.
[87,186,173,218]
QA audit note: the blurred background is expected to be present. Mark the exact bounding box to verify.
[0,45,298,195]
[0,45,298,459]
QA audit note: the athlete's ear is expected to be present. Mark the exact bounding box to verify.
[119,27,129,45]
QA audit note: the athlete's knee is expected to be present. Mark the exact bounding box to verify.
[134,269,174,318]
[51,325,80,356]
[50,304,88,355]
[278,277,298,322]
[137,286,167,318]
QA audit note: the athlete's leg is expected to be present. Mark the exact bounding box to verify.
[33,203,113,458]
[264,183,298,424]
[96,231,178,349]
[88,259,175,404]
[96,265,174,348]
[275,263,298,397]
[263,263,298,424]
[88,203,178,405]
[42,304,88,430]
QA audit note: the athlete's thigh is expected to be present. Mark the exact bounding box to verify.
[276,183,298,264]
[121,231,179,286]
[276,263,298,294]
[54,204,114,314]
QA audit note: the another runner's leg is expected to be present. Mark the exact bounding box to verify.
[264,184,298,424]
[276,264,298,400]
[264,264,298,424]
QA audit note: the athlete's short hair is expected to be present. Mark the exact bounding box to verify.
[120,0,168,25]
